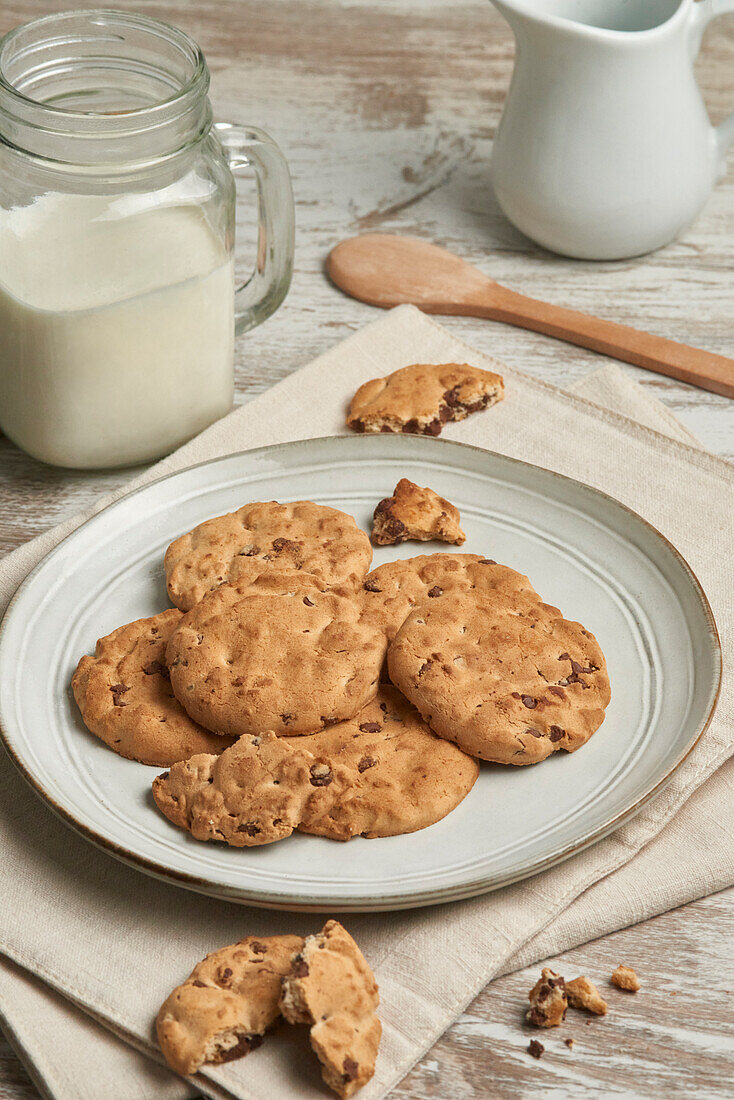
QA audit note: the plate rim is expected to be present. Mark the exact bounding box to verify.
[0,434,722,911]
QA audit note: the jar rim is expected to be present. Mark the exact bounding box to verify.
[0,9,211,166]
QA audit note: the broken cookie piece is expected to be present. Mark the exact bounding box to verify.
[611,965,640,992]
[157,934,304,1076]
[347,362,504,436]
[527,968,568,1027]
[280,920,381,1097]
[371,478,465,547]
[566,976,608,1015]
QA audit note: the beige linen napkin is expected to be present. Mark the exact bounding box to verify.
[0,306,732,1100]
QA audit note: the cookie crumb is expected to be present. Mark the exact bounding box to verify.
[564,1037,574,1049]
[527,968,568,1028]
[566,976,608,1015]
[527,1039,545,1059]
[611,965,640,992]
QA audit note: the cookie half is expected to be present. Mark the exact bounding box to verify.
[165,499,372,611]
[280,920,381,1098]
[347,361,504,436]
[71,610,234,766]
[167,575,385,737]
[157,934,304,1076]
[387,579,611,765]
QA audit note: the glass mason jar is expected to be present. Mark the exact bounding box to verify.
[0,10,294,468]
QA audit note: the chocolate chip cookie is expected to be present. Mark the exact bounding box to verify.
[71,610,234,766]
[361,553,537,642]
[280,920,381,1098]
[293,686,479,840]
[347,362,504,436]
[165,499,372,611]
[157,934,304,1075]
[166,574,385,737]
[387,573,611,765]
[371,478,465,546]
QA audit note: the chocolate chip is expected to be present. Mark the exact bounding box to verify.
[292,956,309,977]
[250,941,267,954]
[218,1033,263,1061]
[402,418,419,434]
[238,823,261,836]
[528,1040,545,1059]
[548,685,566,698]
[110,683,129,706]
[418,659,434,677]
[192,979,207,988]
[443,385,462,407]
[425,418,443,436]
[380,424,393,433]
[525,728,543,738]
[238,544,261,557]
[363,579,382,593]
[310,764,333,787]
[232,676,245,687]
[427,585,443,597]
[521,695,537,709]
[359,722,382,733]
[342,1058,359,1082]
[479,558,497,565]
[439,403,453,422]
[549,725,565,742]
[159,771,170,780]
[219,967,233,982]
[558,654,598,687]
[272,537,298,554]
[358,755,377,772]
[320,716,339,727]
[142,660,169,679]
[303,596,314,606]
[280,713,295,725]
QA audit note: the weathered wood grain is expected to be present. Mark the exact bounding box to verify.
[0,888,731,1099]
[0,1,732,1095]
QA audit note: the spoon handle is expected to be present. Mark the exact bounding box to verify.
[471,284,734,399]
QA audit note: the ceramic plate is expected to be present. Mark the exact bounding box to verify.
[0,436,720,911]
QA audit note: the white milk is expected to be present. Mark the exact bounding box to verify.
[0,194,234,468]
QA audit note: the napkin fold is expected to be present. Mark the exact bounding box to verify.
[0,306,731,1100]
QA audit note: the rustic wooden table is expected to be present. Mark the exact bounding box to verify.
[0,1,732,1096]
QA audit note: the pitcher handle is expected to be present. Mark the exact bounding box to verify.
[692,0,734,178]
[214,123,295,337]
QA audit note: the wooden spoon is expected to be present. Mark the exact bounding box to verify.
[327,234,734,398]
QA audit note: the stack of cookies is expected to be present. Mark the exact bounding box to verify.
[72,490,611,850]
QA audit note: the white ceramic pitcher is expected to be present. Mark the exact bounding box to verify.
[490,0,734,259]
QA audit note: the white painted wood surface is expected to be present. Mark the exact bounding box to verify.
[0,0,732,1095]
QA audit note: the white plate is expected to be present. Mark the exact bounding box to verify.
[0,436,720,911]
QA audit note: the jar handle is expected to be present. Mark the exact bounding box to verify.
[691,0,734,180]
[214,122,295,336]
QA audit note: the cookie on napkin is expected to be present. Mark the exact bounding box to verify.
[347,362,504,436]
[157,934,304,1075]
[280,920,381,1098]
